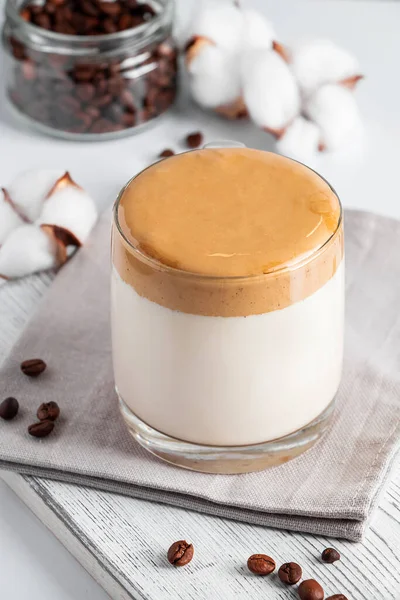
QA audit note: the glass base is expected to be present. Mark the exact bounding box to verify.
[119,395,335,474]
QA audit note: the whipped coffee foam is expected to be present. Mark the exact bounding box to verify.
[112,148,344,447]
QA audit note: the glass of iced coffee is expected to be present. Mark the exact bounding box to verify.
[111,146,344,473]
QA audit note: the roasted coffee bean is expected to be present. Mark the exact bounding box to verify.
[108,76,125,96]
[151,72,172,88]
[326,596,348,600]
[37,401,60,422]
[9,36,26,60]
[20,7,31,20]
[73,65,96,82]
[298,579,324,600]
[167,541,194,567]
[93,75,108,94]
[33,12,51,29]
[70,13,95,34]
[119,88,135,111]
[247,554,275,576]
[92,93,113,108]
[54,5,73,24]
[278,562,302,585]
[85,105,101,119]
[44,3,57,15]
[59,94,81,111]
[130,15,145,27]
[103,18,118,33]
[30,4,43,15]
[98,1,121,17]
[125,0,139,8]
[155,88,175,111]
[186,131,203,149]
[81,15,99,34]
[54,22,76,34]
[76,83,95,102]
[159,149,174,158]
[81,0,100,17]
[21,358,47,377]
[118,14,132,30]
[121,112,136,127]
[28,420,54,438]
[0,397,19,421]
[321,548,340,564]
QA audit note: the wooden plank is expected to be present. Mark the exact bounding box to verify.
[2,469,399,600]
[1,271,399,600]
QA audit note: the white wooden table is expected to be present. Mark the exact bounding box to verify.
[0,1,399,598]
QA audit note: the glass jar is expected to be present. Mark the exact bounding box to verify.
[111,144,344,474]
[2,0,177,140]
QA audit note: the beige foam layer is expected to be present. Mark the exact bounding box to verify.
[112,223,343,317]
[118,149,341,276]
[113,148,343,317]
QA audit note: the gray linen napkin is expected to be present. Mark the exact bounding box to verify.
[0,209,399,541]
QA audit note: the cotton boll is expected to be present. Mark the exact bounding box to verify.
[38,185,98,245]
[241,9,275,50]
[276,116,321,163]
[0,189,24,245]
[0,224,58,279]
[0,170,97,283]
[305,83,362,151]
[188,0,243,53]
[291,39,361,95]
[189,44,242,109]
[6,168,65,222]
[242,49,300,131]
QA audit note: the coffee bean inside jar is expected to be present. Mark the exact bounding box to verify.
[2,0,178,139]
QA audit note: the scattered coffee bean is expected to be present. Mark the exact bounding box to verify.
[186,131,203,149]
[37,401,60,422]
[247,554,276,576]
[159,149,175,158]
[326,595,348,600]
[167,540,194,567]
[278,562,302,585]
[28,420,54,438]
[298,579,325,600]
[21,358,47,377]
[0,397,19,420]
[321,548,340,564]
